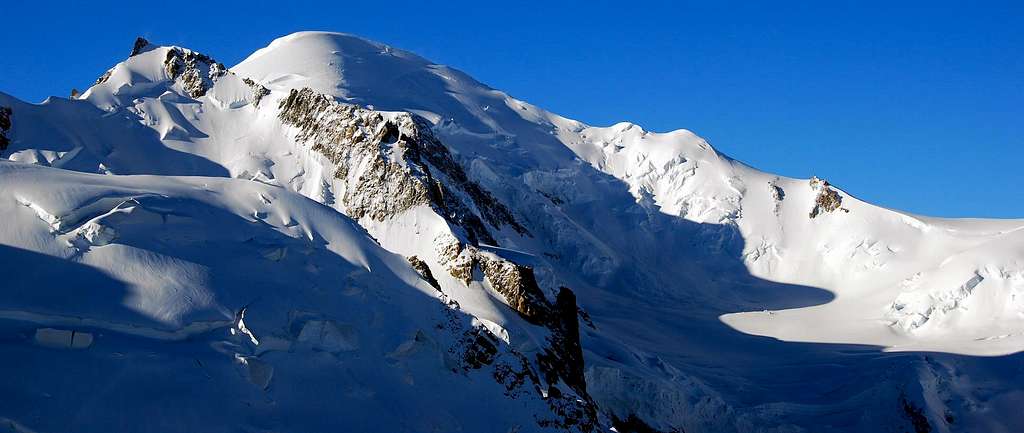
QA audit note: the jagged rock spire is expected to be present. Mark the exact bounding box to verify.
[129,36,151,57]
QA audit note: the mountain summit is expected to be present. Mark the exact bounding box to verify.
[1,32,1022,433]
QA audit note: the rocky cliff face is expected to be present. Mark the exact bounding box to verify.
[0,106,10,150]
[163,47,226,98]
[809,176,847,218]
[129,36,151,57]
[478,253,553,324]
[274,85,600,431]
[407,255,441,290]
[278,87,525,245]
[242,77,270,106]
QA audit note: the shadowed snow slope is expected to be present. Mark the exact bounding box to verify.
[1,31,1023,433]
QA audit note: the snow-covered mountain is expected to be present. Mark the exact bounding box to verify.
[2,32,1023,433]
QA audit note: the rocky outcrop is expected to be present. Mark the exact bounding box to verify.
[275,87,597,431]
[900,393,932,433]
[478,253,553,325]
[441,242,594,408]
[407,255,440,290]
[163,47,226,98]
[433,234,589,392]
[436,234,476,283]
[432,234,598,429]
[540,287,587,392]
[769,180,785,201]
[129,36,151,57]
[94,68,113,85]
[433,234,554,325]
[457,326,499,370]
[456,319,599,432]
[809,176,847,218]
[242,78,270,107]
[278,88,525,245]
[0,106,11,150]
[492,352,540,397]
[483,324,598,433]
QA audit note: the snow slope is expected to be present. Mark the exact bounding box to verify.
[2,32,1023,433]
[235,32,1024,353]
[0,161,594,433]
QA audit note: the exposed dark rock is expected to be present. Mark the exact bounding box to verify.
[457,327,499,370]
[436,236,476,284]
[280,90,444,221]
[769,181,785,201]
[492,351,597,432]
[163,47,221,98]
[809,176,847,218]
[437,292,596,431]
[94,68,113,86]
[900,393,932,433]
[129,37,151,57]
[478,254,553,325]
[533,287,600,432]
[209,62,228,79]
[492,353,538,398]
[578,307,597,330]
[438,237,591,399]
[540,190,565,205]
[278,88,526,245]
[611,414,679,433]
[277,87,597,431]
[539,287,587,392]
[536,389,600,433]
[242,78,270,107]
[0,106,12,151]
[407,255,440,290]
[434,236,598,430]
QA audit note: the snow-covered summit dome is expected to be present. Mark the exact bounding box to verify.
[233,31,433,100]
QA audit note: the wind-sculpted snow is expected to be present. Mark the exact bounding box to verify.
[2,32,1024,432]
[0,162,599,432]
[885,233,1024,337]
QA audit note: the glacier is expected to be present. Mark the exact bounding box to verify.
[0,32,1022,432]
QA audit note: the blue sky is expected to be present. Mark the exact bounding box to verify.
[2,1,1021,217]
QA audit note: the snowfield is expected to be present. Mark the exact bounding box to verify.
[1,32,1023,432]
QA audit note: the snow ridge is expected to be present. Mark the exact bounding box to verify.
[1,33,1023,433]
